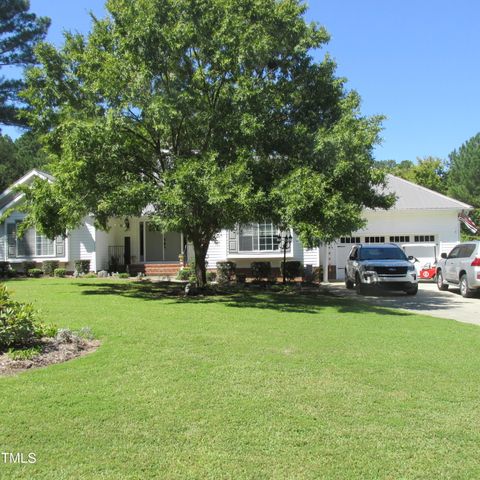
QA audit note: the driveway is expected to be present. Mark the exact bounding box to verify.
[326,281,480,326]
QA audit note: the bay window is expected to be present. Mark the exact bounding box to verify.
[238,222,282,252]
[6,221,64,258]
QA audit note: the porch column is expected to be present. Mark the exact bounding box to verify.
[143,221,147,262]
[180,233,184,265]
[323,243,329,284]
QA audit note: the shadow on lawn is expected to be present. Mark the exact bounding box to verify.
[76,281,412,317]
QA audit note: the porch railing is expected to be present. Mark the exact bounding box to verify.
[108,245,126,266]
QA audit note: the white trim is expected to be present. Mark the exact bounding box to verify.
[0,169,53,201]
[0,193,25,215]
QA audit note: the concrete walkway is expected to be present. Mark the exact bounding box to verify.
[325,282,480,326]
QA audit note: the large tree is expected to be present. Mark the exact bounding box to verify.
[447,133,480,239]
[0,130,48,190]
[0,0,50,126]
[21,0,393,286]
[448,133,480,207]
[376,157,447,194]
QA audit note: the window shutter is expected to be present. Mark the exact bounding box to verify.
[56,236,65,257]
[0,223,5,260]
[228,228,238,253]
[7,223,16,258]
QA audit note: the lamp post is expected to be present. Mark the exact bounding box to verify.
[277,229,293,284]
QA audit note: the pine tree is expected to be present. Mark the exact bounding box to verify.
[0,0,50,126]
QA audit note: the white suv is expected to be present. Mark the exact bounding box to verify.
[436,241,480,297]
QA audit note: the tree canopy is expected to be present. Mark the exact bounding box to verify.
[0,0,50,126]
[0,131,48,191]
[447,132,480,239]
[447,133,480,207]
[21,0,393,285]
[375,156,447,194]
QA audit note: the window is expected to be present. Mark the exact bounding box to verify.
[414,235,435,242]
[364,236,385,243]
[36,232,55,256]
[459,244,476,258]
[448,245,461,259]
[238,222,282,252]
[389,235,410,243]
[6,222,63,258]
[340,237,361,244]
[359,247,408,261]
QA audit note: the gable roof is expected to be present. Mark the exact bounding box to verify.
[383,174,472,211]
[0,169,53,213]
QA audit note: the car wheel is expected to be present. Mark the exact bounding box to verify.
[405,285,418,296]
[345,278,354,289]
[355,274,367,295]
[460,274,475,298]
[436,270,449,291]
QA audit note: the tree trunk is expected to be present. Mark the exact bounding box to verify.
[193,239,209,288]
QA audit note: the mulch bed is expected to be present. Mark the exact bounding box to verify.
[0,338,100,376]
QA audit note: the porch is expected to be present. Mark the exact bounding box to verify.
[103,218,188,274]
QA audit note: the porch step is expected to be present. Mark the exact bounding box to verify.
[129,263,182,277]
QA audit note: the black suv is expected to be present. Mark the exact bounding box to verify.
[345,243,418,295]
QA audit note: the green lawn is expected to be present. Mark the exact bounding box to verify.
[1,279,480,479]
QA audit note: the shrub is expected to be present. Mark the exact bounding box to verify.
[39,323,58,338]
[56,327,94,344]
[74,260,91,274]
[42,260,59,276]
[56,328,76,344]
[54,268,67,278]
[0,284,43,349]
[216,261,236,283]
[118,273,129,279]
[0,262,10,277]
[250,262,271,281]
[77,327,95,340]
[23,261,36,273]
[83,273,97,279]
[177,267,194,281]
[281,261,303,281]
[7,346,42,360]
[27,268,43,278]
[207,271,217,282]
[236,273,246,284]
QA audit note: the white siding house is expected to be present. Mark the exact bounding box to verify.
[0,170,472,278]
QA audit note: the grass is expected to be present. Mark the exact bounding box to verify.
[1,278,480,479]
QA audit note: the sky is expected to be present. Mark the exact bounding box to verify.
[3,0,480,163]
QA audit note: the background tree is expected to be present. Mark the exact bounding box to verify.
[448,133,480,206]
[0,130,47,190]
[447,132,480,239]
[0,0,50,126]
[21,0,392,286]
[0,133,16,187]
[376,156,447,193]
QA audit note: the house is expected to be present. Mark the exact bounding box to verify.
[0,170,472,279]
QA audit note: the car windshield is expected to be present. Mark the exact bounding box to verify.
[359,247,408,261]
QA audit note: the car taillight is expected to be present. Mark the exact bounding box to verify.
[471,257,480,267]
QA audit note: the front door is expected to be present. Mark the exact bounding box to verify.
[163,232,181,261]
[124,237,131,266]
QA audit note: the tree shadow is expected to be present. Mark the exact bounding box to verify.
[77,281,412,317]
